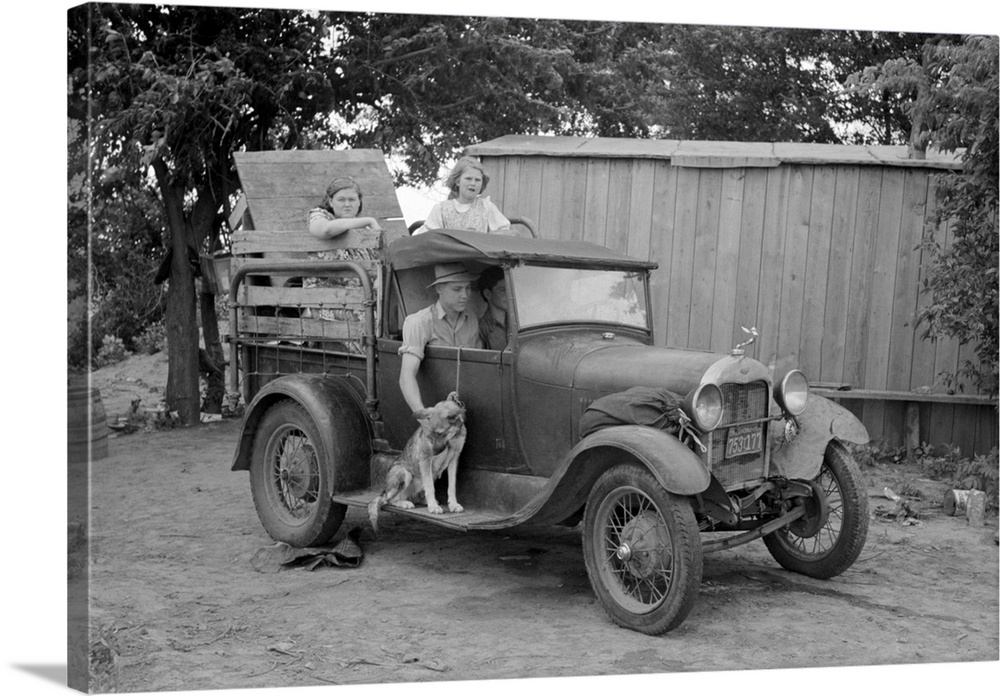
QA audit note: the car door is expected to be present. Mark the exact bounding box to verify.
[377,267,521,473]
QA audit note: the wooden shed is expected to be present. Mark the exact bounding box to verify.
[466,135,997,457]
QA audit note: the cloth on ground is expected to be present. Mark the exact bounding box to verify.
[251,526,364,573]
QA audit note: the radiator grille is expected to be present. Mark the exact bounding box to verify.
[709,380,769,489]
[719,381,769,426]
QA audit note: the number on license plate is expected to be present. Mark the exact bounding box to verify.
[725,425,762,459]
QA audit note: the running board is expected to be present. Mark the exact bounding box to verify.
[332,487,514,531]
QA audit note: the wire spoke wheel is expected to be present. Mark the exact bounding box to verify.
[267,427,319,521]
[599,490,674,611]
[250,400,345,547]
[764,441,869,579]
[583,464,702,634]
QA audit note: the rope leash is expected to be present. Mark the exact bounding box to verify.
[452,347,464,408]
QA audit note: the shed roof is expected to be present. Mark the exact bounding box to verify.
[386,229,657,271]
[465,135,963,170]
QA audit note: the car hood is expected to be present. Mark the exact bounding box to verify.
[516,331,737,396]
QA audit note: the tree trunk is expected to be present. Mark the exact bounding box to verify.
[200,289,225,414]
[191,186,227,415]
[156,165,201,426]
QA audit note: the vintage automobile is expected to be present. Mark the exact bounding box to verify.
[228,228,870,635]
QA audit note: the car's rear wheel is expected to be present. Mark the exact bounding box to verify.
[763,441,868,578]
[249,400,345,547]
[582,463,702,634]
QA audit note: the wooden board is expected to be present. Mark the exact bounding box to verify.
[238,285,368,308]
[236,314,367,341]
[648,163,678,345]
[488,155,510,213]
[864,170,906,438]
[843,167,883,388]
[232,150,404,230]
[468,135,962,170]
[812,388,995,405]
[911,195,947,390]
[583,158,611,247]
[865,170,906,392]
[232,228,382,255]
[666,167,700,347]
[537,158,566,238]
[732,168,767,351]
[886,169,930,390]
[800,165,836,378]
[605,159,634,255]
[625,159,656,261]
[561,159,589,242]
[755,167,790,367]
[774,165,813,379]
[512,156,544,234]
[233,257,380,278]
[708,169,744,352]
[819,166,861,384]
[689,168,722,349]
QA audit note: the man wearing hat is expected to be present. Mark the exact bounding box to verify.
[398,263,483,413]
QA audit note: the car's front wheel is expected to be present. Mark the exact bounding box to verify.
[249,400,345,547]
[582,463,703,634]
[763,440,869,578]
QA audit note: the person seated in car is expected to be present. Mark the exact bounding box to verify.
[477,266,508,351]
[398,263,482,413]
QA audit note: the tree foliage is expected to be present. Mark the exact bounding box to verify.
[321,17,934,182]
[69,4,341,422]
[849,35,999,392]
[68,116,166,370]
[322,14,666,184]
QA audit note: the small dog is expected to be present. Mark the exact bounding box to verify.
[368,392,466,535]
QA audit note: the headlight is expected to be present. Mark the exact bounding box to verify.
[776,370,809,416]
[684,383,724,431]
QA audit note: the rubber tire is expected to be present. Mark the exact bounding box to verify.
[763,441,869,579]
[582,463,703,635]
[249,400,345,547]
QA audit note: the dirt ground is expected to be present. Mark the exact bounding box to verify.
[73,353,999,693]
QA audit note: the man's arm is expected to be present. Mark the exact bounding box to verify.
[398,353,424,413]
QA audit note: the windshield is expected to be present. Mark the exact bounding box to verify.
[511,265,649,329]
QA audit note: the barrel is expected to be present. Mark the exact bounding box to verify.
[943,489,971,516]
[68,386,109,463]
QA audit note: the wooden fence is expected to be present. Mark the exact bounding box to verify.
[467,136,997,456]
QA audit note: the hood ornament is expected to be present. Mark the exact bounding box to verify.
[732,326,758,356]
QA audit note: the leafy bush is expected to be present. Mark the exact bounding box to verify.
[68,279,90,371]
[920,445,999,510]
[94,335,132,369]
[850,441,907,469]
[68,117,166,370]
[134,322,167,355]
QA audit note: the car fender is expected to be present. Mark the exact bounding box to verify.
[769,395,869,481]
[522,425,711,526]
[231,374,372,492]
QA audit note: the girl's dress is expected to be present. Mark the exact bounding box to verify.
[302,207,377,352]
[416,196,510,234]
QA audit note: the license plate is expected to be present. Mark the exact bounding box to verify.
[725,425,762,459]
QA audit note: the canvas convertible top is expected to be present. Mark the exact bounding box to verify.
[386,229,658,271]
